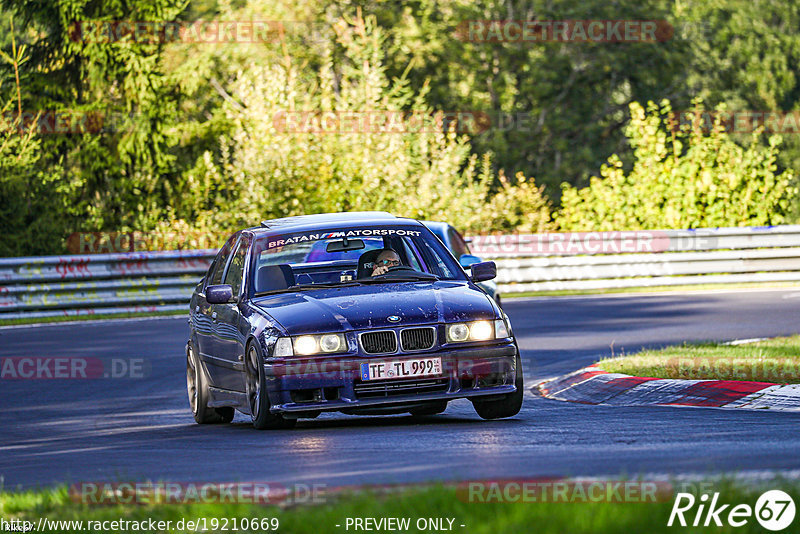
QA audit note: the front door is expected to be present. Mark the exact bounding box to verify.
[211,234,251,392]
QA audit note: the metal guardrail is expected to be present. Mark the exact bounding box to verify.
[0,250,215,320]
[469,225,800,293]
[1,226,800,319]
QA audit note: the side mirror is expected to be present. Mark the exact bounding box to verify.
[459,254,482,269]
[206,284,234,304]
[470,261,497,283]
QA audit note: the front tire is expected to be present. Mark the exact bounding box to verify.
[245,342,296,430]
[472,354,524,420]
[187,342,234,424]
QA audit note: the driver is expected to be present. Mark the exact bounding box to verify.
[371,249,402,276]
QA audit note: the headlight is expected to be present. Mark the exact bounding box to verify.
[290,333,348,356]
[469,320,493,340]
[319,333,342,352]
[446,320,510,342]
[294,335,318,355]
[447,323,470,342]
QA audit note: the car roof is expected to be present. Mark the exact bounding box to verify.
[247,212,422,236]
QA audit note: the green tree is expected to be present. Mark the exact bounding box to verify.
[0,0,185,243]
[0,105,66,256]
[678,0,800,218]
[180,14,552,238]
[337,0,691,196]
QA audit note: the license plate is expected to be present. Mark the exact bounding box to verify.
[360,357,443,381]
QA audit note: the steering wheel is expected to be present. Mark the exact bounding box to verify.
[371,264,437,281]
[371,265,416,278]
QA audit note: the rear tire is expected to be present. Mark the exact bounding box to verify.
[187,342,234,424]
[245,342,296,430]
[409,400,448,417]
[472,353,524,420]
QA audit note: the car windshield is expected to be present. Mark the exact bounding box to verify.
[250,225,466,294]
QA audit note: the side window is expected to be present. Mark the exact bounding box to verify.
[223,235,250,297]
[204,258,217,286]
[448,227,471,257]
[417,238,457,279]
[400,238,423,271]
[209,234,237,286]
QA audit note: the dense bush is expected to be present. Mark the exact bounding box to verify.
[557,100,797,231]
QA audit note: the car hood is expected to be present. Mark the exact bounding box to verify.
[252,281,495,335]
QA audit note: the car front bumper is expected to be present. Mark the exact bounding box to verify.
[263,343,519,415]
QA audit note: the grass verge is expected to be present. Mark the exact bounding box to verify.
[597,335,800,383]
[2,480,799,534]
[0,310,185,327]
[503,281,800,298]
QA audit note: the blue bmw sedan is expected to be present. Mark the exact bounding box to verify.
[187,212,522,429]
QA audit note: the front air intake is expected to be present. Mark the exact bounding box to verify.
[360,330,398,354]
[400,327,436,351]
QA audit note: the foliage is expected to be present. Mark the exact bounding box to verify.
[677,0,800,218]
[0,105,66,256]
[484,171,554,233]
[357,0,692,194]
[1,0,800,256]
[557,100,797,230]
[183,15,552,237]
[0,0,184,236]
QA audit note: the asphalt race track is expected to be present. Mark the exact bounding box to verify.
[2,288,800,490]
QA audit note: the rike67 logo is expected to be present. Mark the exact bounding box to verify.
[668,490,796,531]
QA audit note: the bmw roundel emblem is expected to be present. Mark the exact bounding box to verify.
[388,315,401,323]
